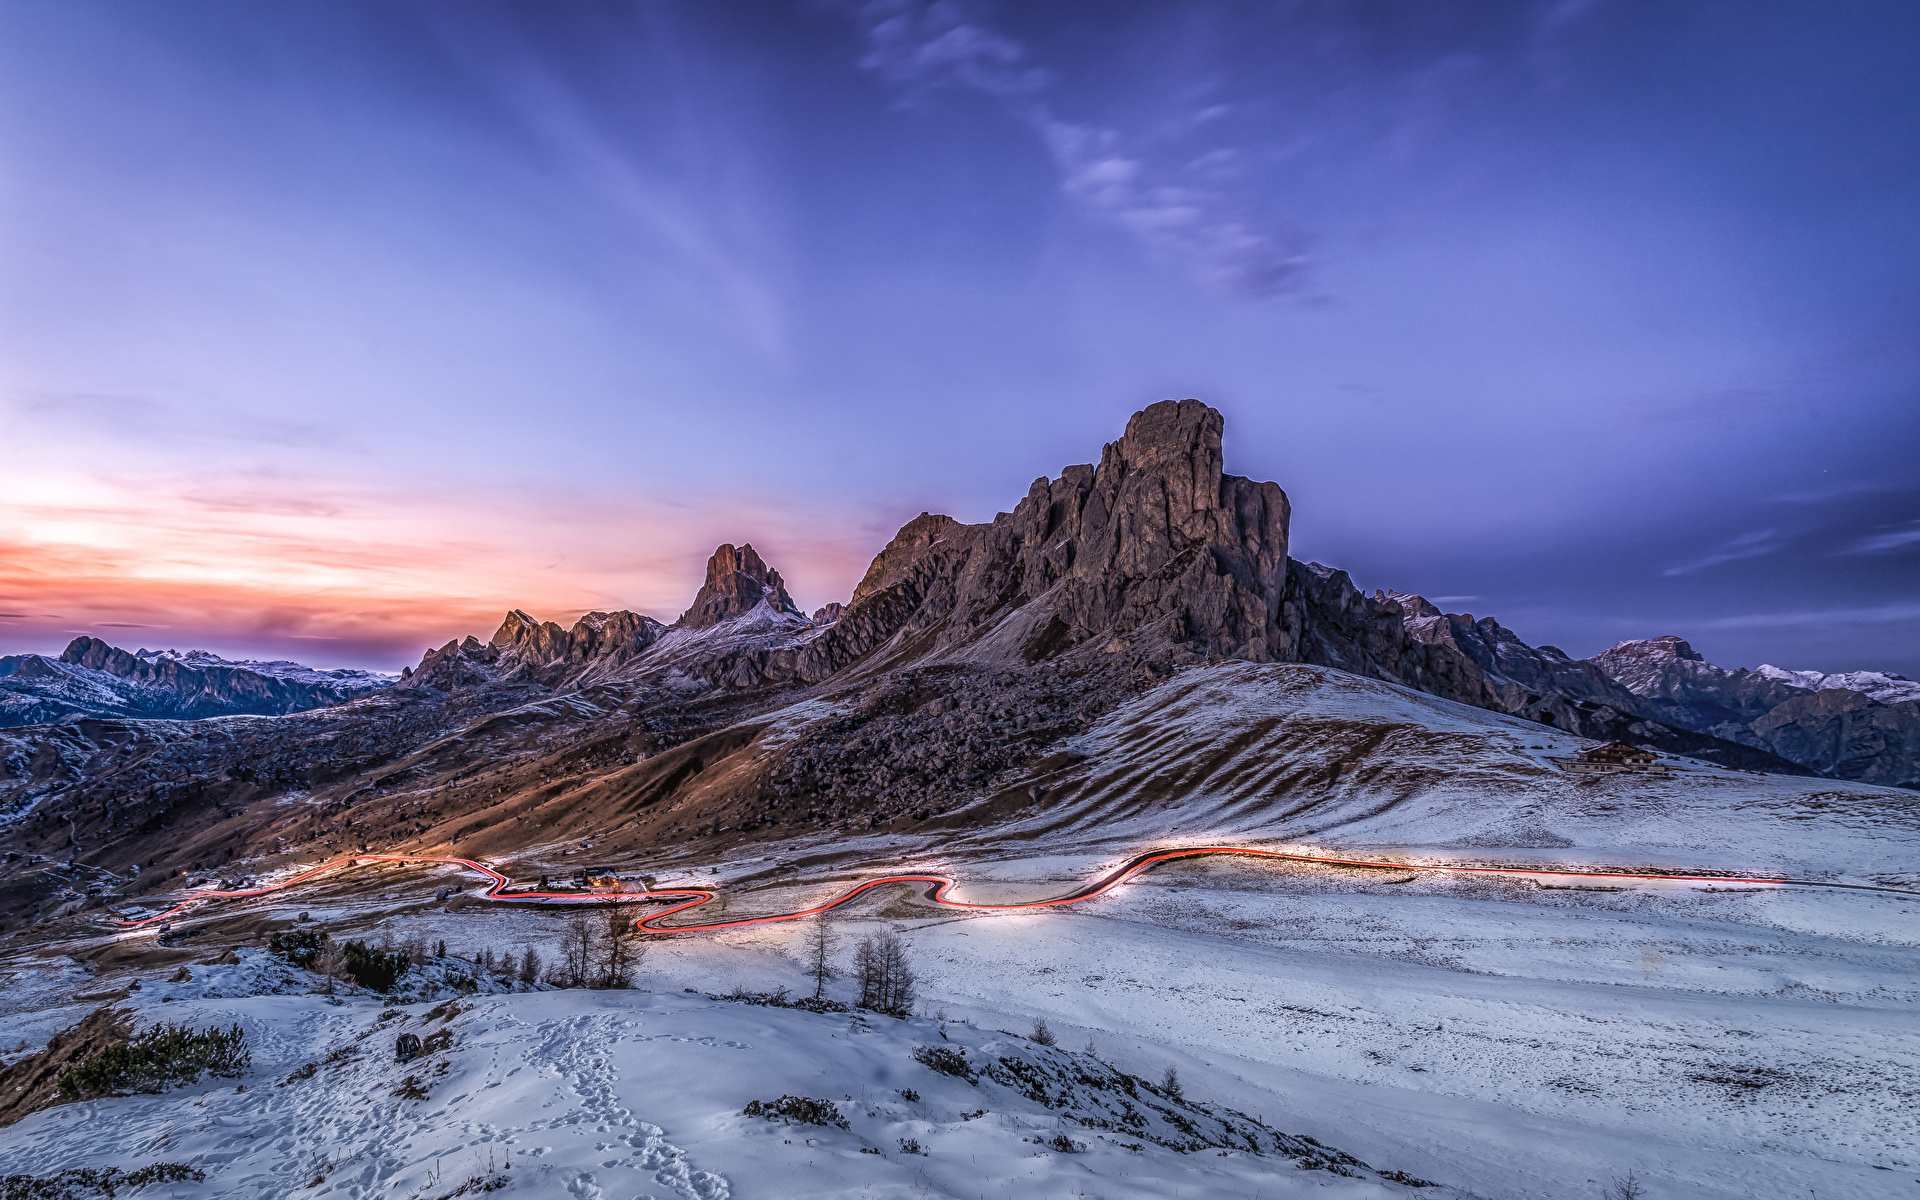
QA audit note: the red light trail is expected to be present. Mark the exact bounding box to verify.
[114,845,1918,934]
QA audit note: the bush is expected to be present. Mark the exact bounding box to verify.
[1047,1135,1085,1153]
[267,929,325,969]
[715,987,849,1014]
[741,1096,848,1129]
[342,941,410,993]
[898,1138,925,1155]
[1030,1018,1055,1046]
[0,1163,205,1199]
[57,1023,249,1100]
[912,1045,974,1082]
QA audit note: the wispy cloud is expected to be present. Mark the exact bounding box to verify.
[1702,602,1920,631]
[419,5,792,361]
[853,0,1046,97]
[841,0,1307,297]
[1661,529,1785,576]
[1846,520,1920,554]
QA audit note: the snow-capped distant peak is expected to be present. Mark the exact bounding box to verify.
[1756,664,1920,705]
[132,647,394,686]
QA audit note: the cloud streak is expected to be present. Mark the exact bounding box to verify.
[1661,529,1785,576]
[1845,520,1920,554]
[842,0,1308,297]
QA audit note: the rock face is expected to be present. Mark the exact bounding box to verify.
[1589,637,1810,737]
[676,544,802,629]
[789,400,1299,682]
[1358,595,1808,770]
[1751,690,1920,789]
[1386,594,1647,720]
[399,609,669,692]
[1589,635,1920,787]
[0,639,392,727]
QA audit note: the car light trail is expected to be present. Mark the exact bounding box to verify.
[114,845,1920,934]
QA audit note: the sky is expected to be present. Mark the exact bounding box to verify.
[1,0,1917,676]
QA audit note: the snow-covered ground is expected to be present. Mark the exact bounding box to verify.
[0,661,1912,1197]
[0,953,1433,1200]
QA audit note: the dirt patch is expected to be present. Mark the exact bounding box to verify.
[0,1005,135,1127]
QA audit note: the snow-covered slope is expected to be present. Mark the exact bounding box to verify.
[0,970,1434,1199]
[914,662,1920,889]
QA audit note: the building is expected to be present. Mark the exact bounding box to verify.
[1556,742,1669,775]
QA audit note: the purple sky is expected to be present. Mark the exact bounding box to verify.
[2,0,1917,676]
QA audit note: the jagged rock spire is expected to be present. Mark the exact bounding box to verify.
[676,543,802,629]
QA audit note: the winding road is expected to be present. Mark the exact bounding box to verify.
[114,845,1919,934]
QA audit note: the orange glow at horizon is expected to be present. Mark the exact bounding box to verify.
[0,467,897,670]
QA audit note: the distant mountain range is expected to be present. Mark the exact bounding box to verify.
[0,638,394,727]
[1588,635,1920,788]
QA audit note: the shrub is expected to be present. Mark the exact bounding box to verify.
[912,1045,974,1082]
[896,1088,919,1103]
[0,1163,205,1199]
[1030,1019,1055,1046]
[57,1023,249,1100]
[267,929,326,969]
[898,1138,925,1155]
[342,941,409,993]
[741,1096,848,1129]
[1047,1135,1085,1153]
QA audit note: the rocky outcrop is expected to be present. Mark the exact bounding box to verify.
[400,608,669,692]
[1345,587,1803,769]
[1751,690,1920,789]
[676,544,802,629]
[0,639,391,727]
[784,401,1297,683]
[1384,593,1647,719]
[398,636,503,692]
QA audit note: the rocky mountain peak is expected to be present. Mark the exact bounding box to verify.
[1107,398,1225,505]
[676,543,802,630]
[1600,635,1706,666]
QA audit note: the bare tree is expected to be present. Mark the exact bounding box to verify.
[1160,1066,1182,1101]
[1030,1018,1055,1046]
[854,930,916,1016]
[805,914,837,1000]
[596,910,644,989]
[518,946,541,985]
[1601,1172,1646,1200]
[314,940,345,996]
[552,913,596,988]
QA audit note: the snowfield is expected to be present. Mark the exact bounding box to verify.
[0,661,1913,1198]
[0,960,1432,1200]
